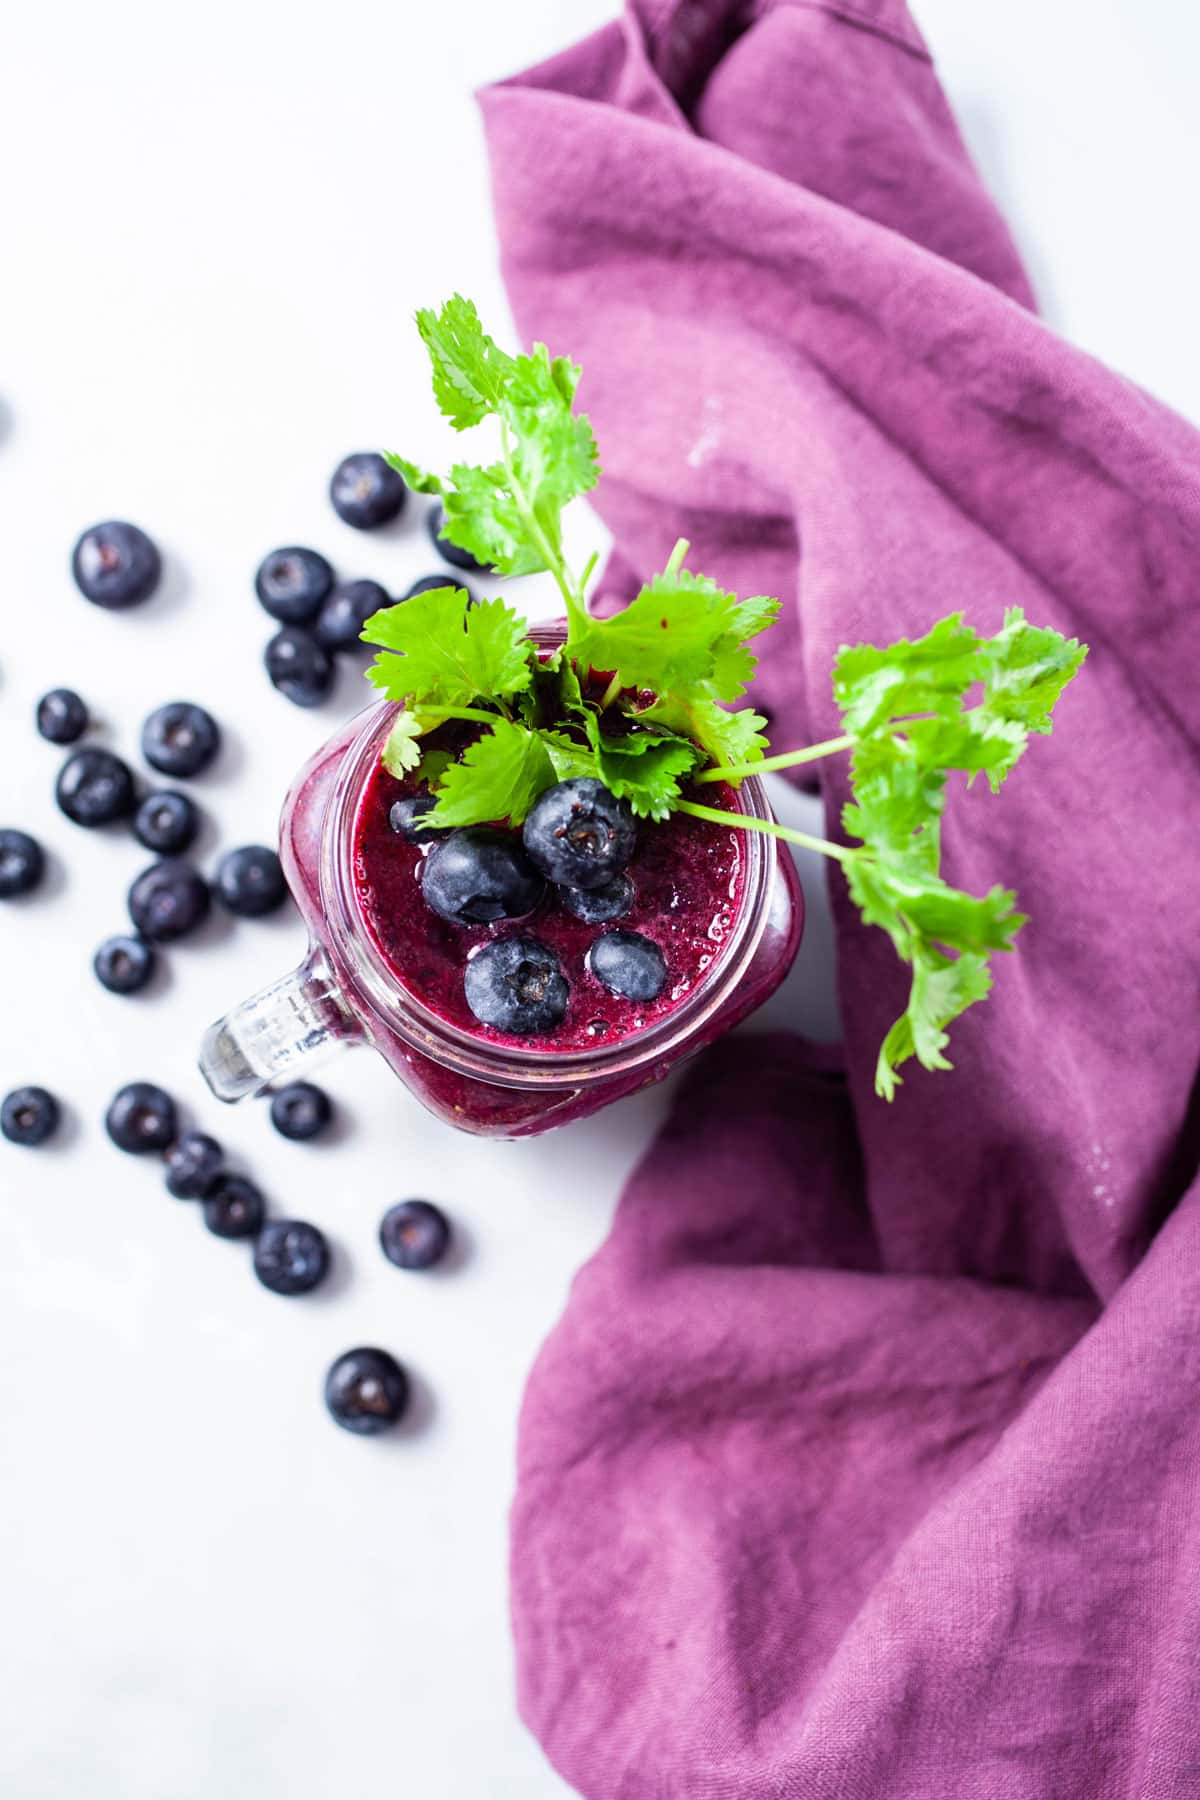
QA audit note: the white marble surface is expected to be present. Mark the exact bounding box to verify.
[0,3,1194,1796]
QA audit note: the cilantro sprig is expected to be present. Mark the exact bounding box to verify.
[363,297,1088,1098]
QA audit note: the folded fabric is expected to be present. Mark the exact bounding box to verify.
[481,4,1200,1794]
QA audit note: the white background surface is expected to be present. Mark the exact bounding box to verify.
[1,4,1196,1797]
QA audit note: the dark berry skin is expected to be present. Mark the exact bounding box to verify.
[254,546,334,624]
[324,1347,410,1436]
[164,1131,223,1199]
[216,845,288,918]
[463,935,569,1035]
[587,929,667,1001]
[405,573,475,607]
[141,702,220,779]
[388,794,441,843]
[379,1200,451,1271]
[36,688,88,744]
[421,827,545,926]
[269,1081,332,1141]
[314,579,389,654]
[94,933,156,995]
[127,859,211,943]
[202,1174,266,1239]
[1,1086,60,1147]
[0,829,45,898]
[254,1220,330,1294]
[71,520,161,609]
[426,500,486,573]
[264,627,335,707]
[523,778,637,892]
[56,747,137,827]
[134,790,199,855]
[561,873,634,924]
[329,454,408,530]
[105,1082,177,1154]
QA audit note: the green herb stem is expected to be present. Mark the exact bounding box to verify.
[676,798,856,864]
[695,734,855,784]
[597,671,623,711]
[499,420,588,634]
[414,705,505,728]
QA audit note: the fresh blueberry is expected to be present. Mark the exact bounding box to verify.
[55,747,137,827]
[422,828,545,926]
[105,1081,177,1154]
[269,1081,332,1141]
[464,935,568,1035]
[36,688,88,744]
[1,1086,61,1147]
[127,859,211,942]
[264,626,335,707]
[426,501,487,573]
[329,453,408,530]
[94,933,156,995]
[254,1219,330,1294]
[379,1200,451,1271]
[0,829,45,898]
[404,573,475,607]
[314,578,390,654]
[522,778,637,892]
[324,1347,410,1435]
[216,845,288,919]
[134,790,199,855]
[587,929,667,1001]
[388,793,441,843]
[254,546,334,624]
[164,1131,223,1198]
[141,702,220,779]
[202,1173,266,1239]
[71,520,161,609]
[560,873,634,924]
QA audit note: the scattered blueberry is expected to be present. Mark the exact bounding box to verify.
[0,829,45,899]
[141,702,220,779]
[463,935,569,1035]
[523,778,637,892]
[329,453,408,530]
[314,578,390,654]
[202,1173,266,1239]
[164,1131,224,1199]
[388,793,441,843]
[561,873,634,924]
[379,1200,451,1271]
[94,933,156,995]
[426,500,486,573]
[1,1086,60,1147]
[422,827,545,926]
[587,929,667,1001]
[405,573,475,607]
[254,546,334,624]
[105,1081,177,1154]
[254,1220,330,1294]
[264,626,334,707]
[56,747,137,827]
[216,845,288,919]
[36,688,88,745]
[269,1081,332,1142]
[71,520,161,609]
[127,859,211,942]
[134,790,199,855]
[324,1347,410,1436]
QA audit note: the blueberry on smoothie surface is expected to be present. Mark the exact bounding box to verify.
[215,845,287,918]
[164,1131,224,1199]
[379,1199,451,1271]
[269,1082,332,1142]
[0,829,45,899]
[324,1347,410,1436]
[464,936,569,1036]
[523,778,637,892]
[421,827,545,926]
[587,929,668,1002]
[127,859,211,943]
[264,626,335,708]
[202,1173,266,1239]
[254,546,334,624]
[141,702,220,779]
[329,453,407,530]
[71,520,161,609]
[134,790,199,856]
[1,1086,61,1147]
[426,500,486,573]
[314,578,390,654]
[105,1082,177,1154]
[560,873,634,924]
[56,747,137,828]
[94,933,156,995]
[388,793,441,843]
[36,688,88,745]
[253,1219,330,1294]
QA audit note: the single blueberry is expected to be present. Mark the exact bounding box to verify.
[1,1086,61,1147]
[269,1081,333,1141]
[71,520,161,609]
[94,933,156,995]
[36,688,88,745]
[216,845,288,919]
[134,790,199,855]
[0,829,45,898]
[324,1347,410,1436]
[254,1219,330,1294]
[560,873,634,924]
[164,1131,224,1199]
[314,578,390,654]
[522,778,637,892]
[254,546,334,624]
[329,453,408,530]
[587,929,667,1001]
[426,500,487,573]
[422,828,545,926]
[379,1200,451,1271]
[404,573,476,608]
[463,936,569,1035]
[141,702,220,779]
[202,1173,266,1239]
[105,1081,177,1154]
[264,626,335,707]
[127,859,211,943]
[388,793,441,843]
[56,747,137,827]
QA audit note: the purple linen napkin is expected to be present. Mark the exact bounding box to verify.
[481,4,1200,1794]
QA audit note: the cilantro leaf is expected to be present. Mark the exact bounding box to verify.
[636,692,770,771]
[381,711,431,777]
[575,569,741,692]
[363,588,534,708]
[413,295,515,429]
[539,729,599,784]
[429,720,557,828]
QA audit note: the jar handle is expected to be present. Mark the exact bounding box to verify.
[198,949,361,1101]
